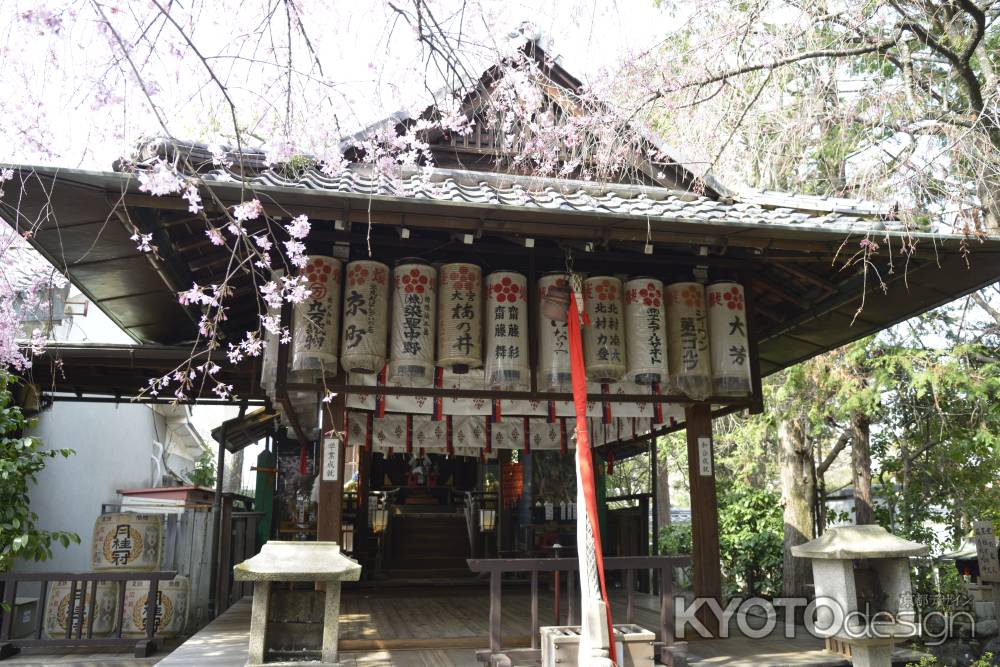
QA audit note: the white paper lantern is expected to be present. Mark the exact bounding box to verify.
[341,260,390,374]
[582,276,626,383]
[485,271,529,389]
[666,281,712,400]
[437,263,483,373]
[292,256,343,373]
[389,260,437,386]
[707,282,752,396]
[537,272,573,390]
[624,277,668,385]
[260,268,284,398]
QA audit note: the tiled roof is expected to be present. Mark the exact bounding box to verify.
[213,164,893,233]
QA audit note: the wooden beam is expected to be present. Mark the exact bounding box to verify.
[685,403,722,637]
[318,385,347,547]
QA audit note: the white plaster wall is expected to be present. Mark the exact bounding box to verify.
[15,401,165,573]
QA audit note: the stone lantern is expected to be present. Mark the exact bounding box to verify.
[234,541,361,666]
[792,525,929,667]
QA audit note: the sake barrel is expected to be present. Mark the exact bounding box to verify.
[91,512,163,571]
[122,575,189,638]
[43,580,119,638]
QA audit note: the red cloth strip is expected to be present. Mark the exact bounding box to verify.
[298,445,308,475]
[568,292,617,664]
[405,414,413,455]
[652,382,664,425]
[433,366,444,421]
[523,416,531,455]
[376,366,387,417]
[485,416,492,454]
[492,399,502,423]
[560,418,568,456]
[601,383,612,425]
[607,451,615,475]
[365,413,373,452]
[446,416,454,456]
[547,400,557,424]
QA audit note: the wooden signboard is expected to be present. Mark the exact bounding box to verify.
[974,520,1000,583]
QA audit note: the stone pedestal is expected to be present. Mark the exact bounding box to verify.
[792,526,928,667]
[234,541,361,667]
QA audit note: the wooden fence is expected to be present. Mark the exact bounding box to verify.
[0,570,177,660]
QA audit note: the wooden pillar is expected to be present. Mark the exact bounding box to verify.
[318,388,347,545]
[685,403,722,637]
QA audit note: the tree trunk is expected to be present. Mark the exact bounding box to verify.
[656,440,672,531]
[851,413,874,525]
[779,417,814,598]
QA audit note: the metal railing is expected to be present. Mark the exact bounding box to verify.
[0,570,177,660]
[466,555,691,667]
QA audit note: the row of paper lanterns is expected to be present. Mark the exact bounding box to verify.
[261,257,753,400]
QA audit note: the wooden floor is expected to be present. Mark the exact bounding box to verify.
[2,586,929,666]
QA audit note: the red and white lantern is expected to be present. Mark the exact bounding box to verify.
[437,263,483,373]
[485,271,529,389]
[389,260,437,386]
[340,260,390,374]
[537,272,573,390]
[582,276,626,383]
[292,256,342,373]
[666,281,712,400]
[624,277,668,385]
[707,282,752,396]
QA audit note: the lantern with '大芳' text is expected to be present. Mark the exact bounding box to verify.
[389,259,437,386]
[437,263,483,374]
[582,276,626,383]
[292,256,342,374]
[485,271,529,389]
[707,282,752,396]
[340,260,390,374]
[666,281,711,400]
[624,277,668,385]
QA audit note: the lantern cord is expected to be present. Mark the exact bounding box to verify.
[568,291,617,666]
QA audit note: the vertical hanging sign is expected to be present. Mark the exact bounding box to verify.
[697,436,713,477]
[322,437,340,482]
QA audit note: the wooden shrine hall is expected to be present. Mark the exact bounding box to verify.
[7,41,1000,664]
